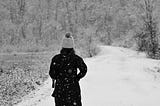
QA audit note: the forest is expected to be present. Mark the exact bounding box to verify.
[0,0,159,58]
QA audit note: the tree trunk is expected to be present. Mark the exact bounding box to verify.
[55,0,59,21]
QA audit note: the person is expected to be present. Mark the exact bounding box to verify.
[49,32,87,106]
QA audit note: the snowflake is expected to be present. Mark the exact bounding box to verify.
[73,102,77,105]
[68,69,72,73]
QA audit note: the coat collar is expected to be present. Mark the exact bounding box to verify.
[60,48,75,57]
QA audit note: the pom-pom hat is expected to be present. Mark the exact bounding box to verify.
[62,33,74,48]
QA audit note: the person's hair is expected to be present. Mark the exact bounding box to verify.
[60,48,75,55]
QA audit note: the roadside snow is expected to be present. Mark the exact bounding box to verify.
[15,46,160,106]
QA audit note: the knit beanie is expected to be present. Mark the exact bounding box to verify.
[62,33,74,48]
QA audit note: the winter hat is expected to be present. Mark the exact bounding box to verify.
[62,32,74,48]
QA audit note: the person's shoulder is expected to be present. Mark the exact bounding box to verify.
[73,54,83,61]
[51,54,62,61]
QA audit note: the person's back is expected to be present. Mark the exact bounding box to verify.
[49,33,87,106]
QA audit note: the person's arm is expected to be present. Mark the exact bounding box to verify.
[76,57,87,81]
[49,56,57,88]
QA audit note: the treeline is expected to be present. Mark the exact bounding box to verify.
[0,0,160,58]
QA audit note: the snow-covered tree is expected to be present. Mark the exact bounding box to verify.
[135,0,160,59]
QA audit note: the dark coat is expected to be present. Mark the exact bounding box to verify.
[49,48,87,106]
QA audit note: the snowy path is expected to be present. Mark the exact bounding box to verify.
[16,46,160,106]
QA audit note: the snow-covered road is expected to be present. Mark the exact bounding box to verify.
[16,46,160,106]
